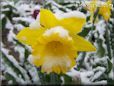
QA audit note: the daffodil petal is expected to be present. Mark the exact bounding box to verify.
[73,35,96,51]
[16,27,45,46]
[31,44,45,67]
[40,9,58,28]
[58,11,86,34]
[32,56,44,66]
[99,0,111,21]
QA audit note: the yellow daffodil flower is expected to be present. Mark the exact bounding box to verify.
[99,0,112,21]
[85,0,112,22]
[16,9,96,74]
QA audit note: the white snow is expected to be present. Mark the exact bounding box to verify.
[85,23,92,28]
[1,48,31,83]
[1,60,5,71]
[84,52,93,70]
[91,66,106,82]
[43,26,71,39]
[27,55,34,64]
[49,0,71,12]
[6,19,13,30]
[7,30,16,42]
[1,1,14,6]
[14,45,25,65]
[80,70,107,85]
[60,76,64,85]
[80,71,94,84]
[1,14,5,19]
[109,68,114,80]
[91,80,107,85]
[93,56,108,66]
[29,16,41,29]
[1,8,10,11]
[34,5,41,10]
[96,20,106,37]
[66,68,80,79]
[94,20,108,54]
[16,4,31,17]
[0,74,5,81]
[1,2,9,6]
[8,80,13,84]
[56,11,86,19]
[13,17,35,24]
[66,68,80,82]
[3,63,25,84]
[24,64,40,84]
[14,24,24,30]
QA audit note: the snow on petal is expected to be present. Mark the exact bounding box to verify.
[43,26,70,38]
[56,11,86,19]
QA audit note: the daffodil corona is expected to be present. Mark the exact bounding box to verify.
[17,9,96,74]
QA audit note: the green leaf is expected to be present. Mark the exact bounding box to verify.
[106,59,112,74]
[2,17,7,29]
[4,73,17,84]
[62,74,72,85]
[38,72,62,85]
[50,73,61,85]
[2,53,25,79]
[78,27,91,37]
[96,39,105,57]
[107,78,114,85]
[2,4,19,22]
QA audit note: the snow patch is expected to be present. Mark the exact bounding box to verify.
[34,5,41,10]
[25,64,40,84]
[14,24,24,31]
[16,4,31,16]
[66,68,80,79]
[60,76,64,85]
[14,45,25,65]
[80,71,94,84]
[6,19,13,30]
[66,68,80,83]
[8,80,13,84]
[1,48,31,83]
[56,11,86,19]
[80,70,107,85]
[29,16,41,29]
[96,20,106,36]
[1,14,5,19]
[7,30,16,42]
[92,67,106,82]
[13,17,35,24]
[43,26,71,39]
[27,55,34,64]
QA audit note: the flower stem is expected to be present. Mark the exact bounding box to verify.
[105,21,112,59]
[50,73,60,85]
[89,7,99,43]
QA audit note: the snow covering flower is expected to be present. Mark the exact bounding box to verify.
[85,0,112,22]
[16,9,96,74]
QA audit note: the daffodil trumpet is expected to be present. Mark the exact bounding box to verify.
[16,9,96,74]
